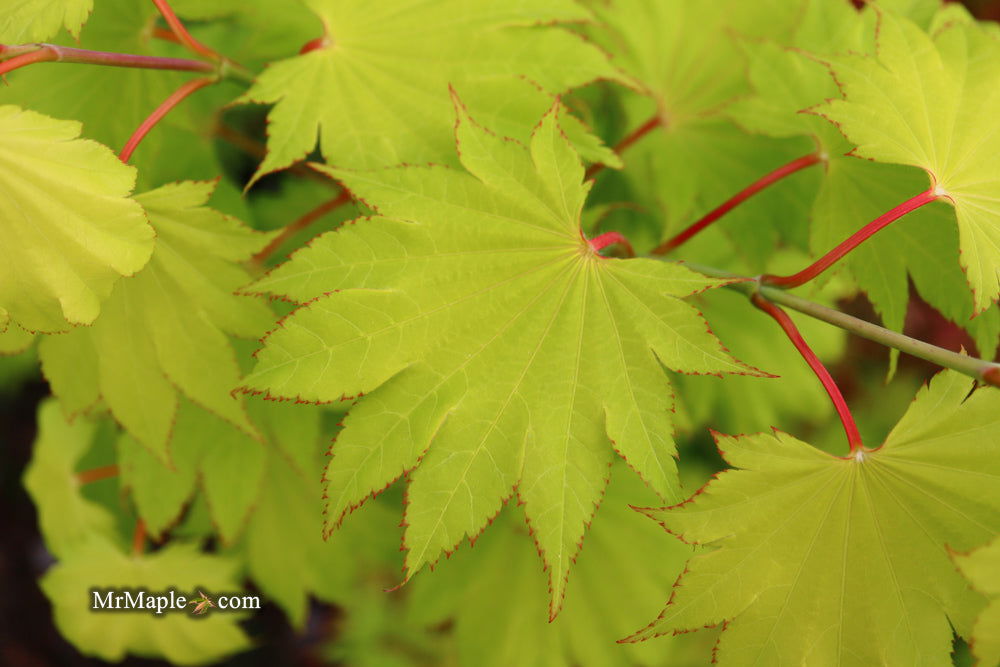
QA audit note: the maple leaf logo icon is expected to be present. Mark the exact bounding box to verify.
[188,591,216,615]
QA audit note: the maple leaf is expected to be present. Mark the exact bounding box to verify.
[407,463,705,666]
[820,12,1000,313]
[42,538,249,664]
[625,369,1000,665]
[237,0,620,181]
[39,181,274,458]
[243,97,759,616]
[0,0,92,42]
[22,400,119,558]
[0,105,153,333]
[0,323,34,355]
[953,535,1000,667]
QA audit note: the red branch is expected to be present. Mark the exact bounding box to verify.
[587,231,635,258]
[0,43,215,77]
[752,292,863,453]
[150,0,221,61]
[132,520,147,556]
[652,152,823,255]
[985,367,1000,388]
[585,114,662,181]
[76,464,119,485]
[252,190,353,265]
[119,76,216,163]
[763,188,938,289]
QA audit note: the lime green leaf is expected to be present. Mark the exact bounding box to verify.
[237,0,618,180]
[0,0,92,42]
[0,106,153,332]
[39,181,273,457]
[23,400,120,558]
[953,535,1000,667]
[42,538,250,664]
[245,99,756,615]
[627,369,1000,665]
[820,13,1000,313]
[0,323,34,355]
[587,0,801,122]
[407,464,708,667]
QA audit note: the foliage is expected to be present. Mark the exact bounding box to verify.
[2,0,1000,665]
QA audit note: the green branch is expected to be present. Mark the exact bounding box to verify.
[685,262,1000,388]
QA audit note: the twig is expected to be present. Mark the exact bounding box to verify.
[685,262,1000,388]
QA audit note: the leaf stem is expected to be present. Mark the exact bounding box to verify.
[652,152,823,255]
[686,262,1000,388]
[751,291,864,452]
[132,519,147,557]
[150,0,221,61]
[585,114,662,180]
[251,190,353,265]
[0,43,217,77]
[588,231,635,258]
[762,188,938,288]
[119,76,216,163]
[76,464,119,485]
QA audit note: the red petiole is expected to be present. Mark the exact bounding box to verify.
[587,231,635,258]
[251,190,353,265]
[585,114,662,181]
[751,291,864,453]
[762,188,939,289]
[119,76,216,163]
[150,0,222,61]
[77,464,119,485]
[652,153,823,255]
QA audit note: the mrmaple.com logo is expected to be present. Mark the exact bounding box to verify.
[90,589,260,616]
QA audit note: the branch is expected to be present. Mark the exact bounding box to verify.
[251,190,352,265]
[150,0,222,61]
[120,76,216,163]
[762,188,938,288]
[686,263,1000,388]
[652,152,823,255]
[751,291,864,453]
[585,114,661,180]
[0,43,216,77]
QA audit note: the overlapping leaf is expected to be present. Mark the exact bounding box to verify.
[820,12,1000,313]
[627,369,1000,665]
[728,1,999,360]
[244,99,757,615]
[237,0,620,181]
[0,0,92,42]
[407,463,709,666]
[23,400,120,558]
[584,0,818,260]
[0,105,152,332]
[39,181,273,458]
[953,535,1000,667]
